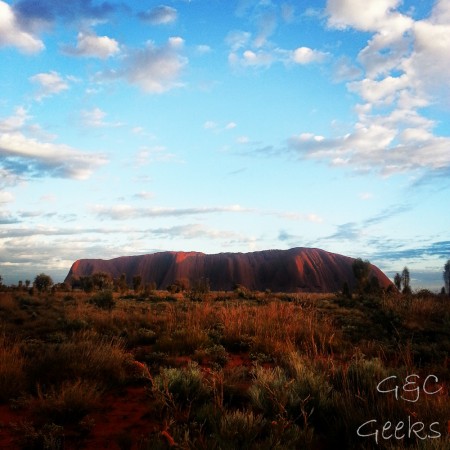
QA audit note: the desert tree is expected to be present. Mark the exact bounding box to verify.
[78,275,94,293]
[34,273,53,293]
[394,273,402,291]
[352,258,371,295]
[132,275,142,293]
[92,272,112,291]
[401,266,411,294]
[342,281,351,299]
[444,259,450,296]
[116,273,128,293]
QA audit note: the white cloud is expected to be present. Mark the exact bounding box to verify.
[63,31,119,59]
[0,132,107,179]
[136,146,180,164]
[226,30,251,51]
[285,0,450,176]
[92,204,250,220]
[0,106,28,132]
[196,44,211,54]
[229,44,327,69]
[292,46,327,64]
[133,191,154,200]
[0,108,107,180]
[347,74,409,105]
[288,108,450,175]
[225,122,237,130]
[114,37,187,93]
[326,0,404,32]
[81,107,106,127]
[29,71,69,100]
[80,107,122,128]
[0,191,14,203]
[253,10,277,48]
[332,56,362,82]
[0,1,44,53]
[151,224,242,241]
[139,5,177,25]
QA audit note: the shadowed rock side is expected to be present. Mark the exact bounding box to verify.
[65,248,392,293]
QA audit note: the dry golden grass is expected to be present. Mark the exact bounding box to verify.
[0,334,27,402]
[0,288,448,449]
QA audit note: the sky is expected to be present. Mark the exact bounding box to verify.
[0,0,449,290]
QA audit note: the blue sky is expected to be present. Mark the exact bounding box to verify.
[1,0,449,290]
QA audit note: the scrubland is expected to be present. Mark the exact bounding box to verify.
[0,288,448,449]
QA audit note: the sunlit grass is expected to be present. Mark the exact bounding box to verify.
[0,288,448,449]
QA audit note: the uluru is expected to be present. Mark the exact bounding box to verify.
[65,247,392,293]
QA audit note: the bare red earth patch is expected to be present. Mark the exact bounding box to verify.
[0,404,28,450]
[81,385,158,450]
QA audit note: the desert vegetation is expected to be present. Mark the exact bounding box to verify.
[0,275,448,449]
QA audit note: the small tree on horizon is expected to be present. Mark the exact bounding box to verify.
[34,273,53,293]
[117,273,128,293]
[92,272,113,291]
[444,260,450,296]
[352,258,371,295]
[401,267,411,294]
[394,273,402,291]
[133,275,142,293]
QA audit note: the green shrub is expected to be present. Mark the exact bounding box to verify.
[152,363,211,414]
[214,409,266,448]
[90,290,115,310]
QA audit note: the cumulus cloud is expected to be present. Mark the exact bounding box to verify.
[230,46,328,68]
[284,0,450,176]
[291,47,328,64]
[288,111,450,175]
[139,5,177,25]
[0,1,44,53]
[0,106,29,132]
[107,37,187,93]
[227,36,327,69]
[29,71,69,100]
[326,0,407,32]
[63,31,119,59]
[0,108,107,180]
[0,191,14,203]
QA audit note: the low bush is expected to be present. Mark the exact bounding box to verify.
[33,379,102,424]
[152,363,211,417]
[90,290,115,310]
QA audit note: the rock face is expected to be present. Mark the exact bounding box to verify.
[65,247,392,293]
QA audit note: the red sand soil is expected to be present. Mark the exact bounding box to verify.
[0,353,263,449]
[0,404,30,450]
[80,385,159,450]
